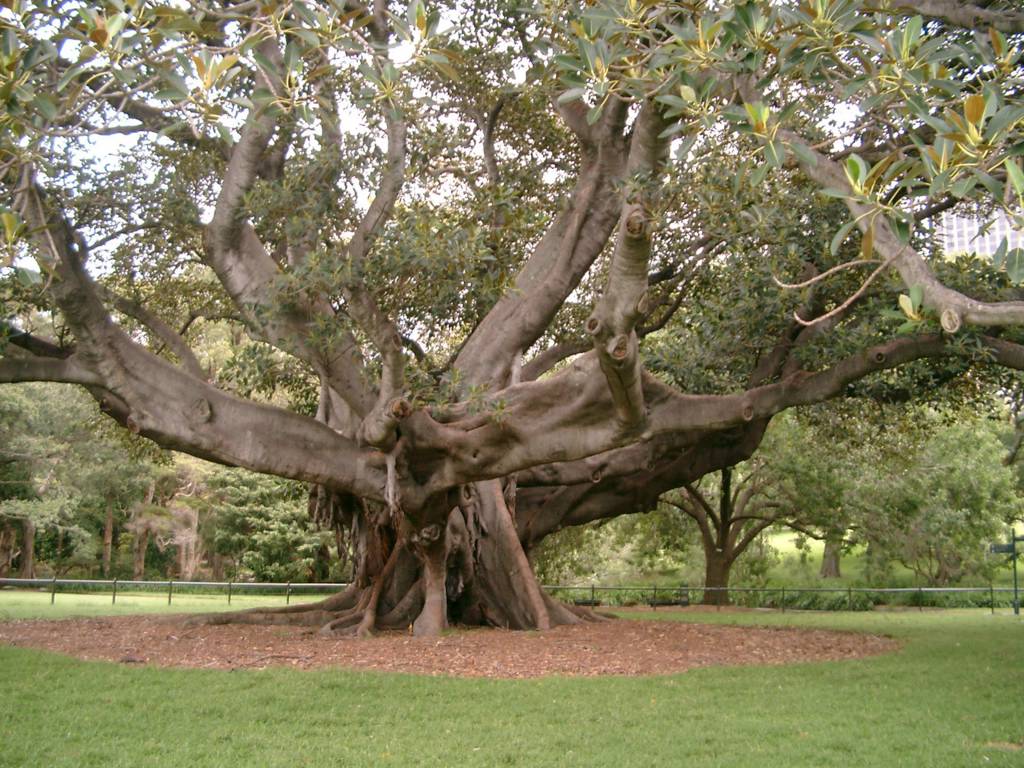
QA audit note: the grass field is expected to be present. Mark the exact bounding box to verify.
[1,592,1022,767]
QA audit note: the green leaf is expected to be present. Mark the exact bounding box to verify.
[291,27,320,47]
[901,15,923,57]
[830,219,858,256]
[765,139,786,169]
[789,141,818,167]
[158,69,190,101]
[32,93,58,121]
[1,211,20,242]
[56,62,89,93]
[14,267,42,287]
[1006,248,1024,284]
[891,215,911,245]
[556,88,586,105]
[909,284,923,312]
[844,154,867,189]
[898,293,921,321]
[984,105,1024,141]
[992,238,1008,269]
[1005,159,1024,197]
[749,161,769,188]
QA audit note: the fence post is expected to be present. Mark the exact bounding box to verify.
[918,586,923,611]
[781,587,785,613]
[228,580,232,605]
[652,585,657,610]
[112,578,118,605]
[990,583,995,615]
[591,583,595,604]
[286,581,291,605]
[847,587,853,612]
[50,576,56,605]
[167,580,173,606]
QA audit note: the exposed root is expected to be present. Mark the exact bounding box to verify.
[317,579,421,636]
[377,580,423,629]
[318,609,366,635]
[563,601,613,622]
[182,584,359,628]
[353,541,404,637]
[541,591,585,625]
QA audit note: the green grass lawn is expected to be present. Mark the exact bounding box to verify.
[1,592,1022,767]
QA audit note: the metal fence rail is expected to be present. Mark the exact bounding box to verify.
[0,577,1019,612]
[0,577,349,606]
[541,583,1021,613]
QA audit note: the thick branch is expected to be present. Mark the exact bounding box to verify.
[0,355,103,387]
[453,98,631,390]
[903,0,1024,34]
[103,288,208,380]
[787,132,1024,333]
[587,101,670,427]
[13,169,387,501]
[196,38,374,415]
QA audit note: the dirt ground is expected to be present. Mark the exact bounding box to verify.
[0,608,899,678]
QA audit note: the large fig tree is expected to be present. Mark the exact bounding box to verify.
[2,0,1024,635]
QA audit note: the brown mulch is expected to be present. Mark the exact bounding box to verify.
[0,610,899,678]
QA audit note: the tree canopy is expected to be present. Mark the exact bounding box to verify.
[1,0,1023,635]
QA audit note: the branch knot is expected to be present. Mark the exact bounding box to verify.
[940,307,962,334]
[624,207,648,239]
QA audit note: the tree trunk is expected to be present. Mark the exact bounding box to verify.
[102,507,114,577]
[190,480,594,637]
[819,536,842,579]
[702,550,732,606]
[19,518,35,579]
[0,522,14,577]
[311,543,331,582]
[211,552,224,581]
[133,529,149,580]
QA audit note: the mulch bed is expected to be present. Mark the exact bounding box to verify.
[0,610,899,678]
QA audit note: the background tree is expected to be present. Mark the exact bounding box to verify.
[851,417,1019,586]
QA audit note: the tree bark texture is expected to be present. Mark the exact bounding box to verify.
[703,551,733,606]
[819,537,842,579]
[102,507,114,578]
[133,529,149,581]
[18,518,35,579]
[0,523,14,577]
